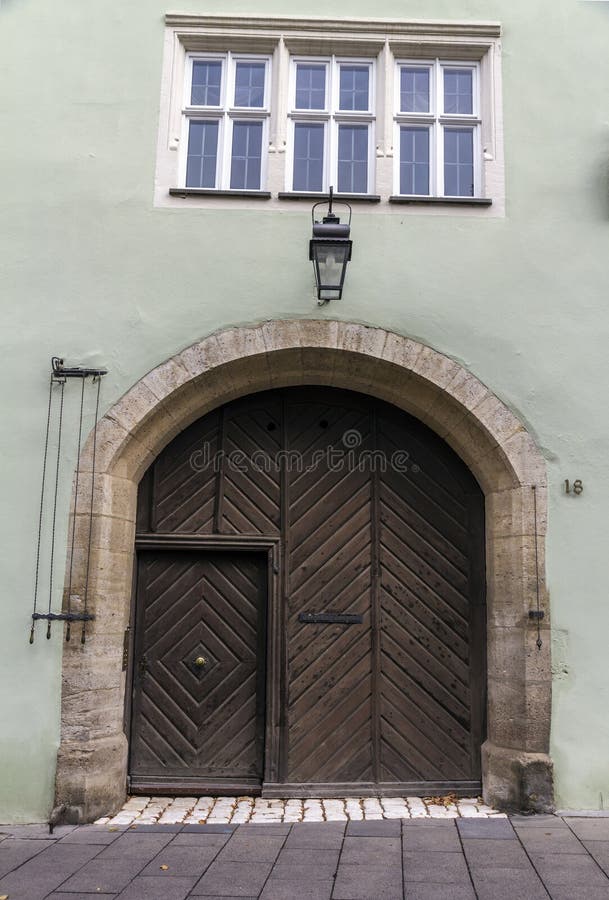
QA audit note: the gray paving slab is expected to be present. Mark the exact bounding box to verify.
[214,834,286,862]
[283,823,345,849]
[0,841,102,900]
[528,850,609,887]
[403,885,477,900]
[547,885,609,900]
[516,827,586,853]
[0,823,76,839]
[584,841,609,876]
[191,859,274,896]
[462,836,532,869]
[140,842,222,876]
[59,825,124,844]
[456,818,516,840]
[0,836,56,876]
[333,863,403,899]
[97,830,174,859]
[403,849,471,884]
[402,824,462,852]
[471,866,550,900]
[339,834,402,864]
[272,847,340,876]
[259,876,335,899]
[510,814,566,829]
[47,893,116,899]
[565,818,609,841]
[116,874,198,899]
[58,856,146,893]
[346,818,401,836]
[171,831,233,848]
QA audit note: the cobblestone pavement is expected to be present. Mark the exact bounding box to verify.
[94,796,506,826]
[2,815,609,899]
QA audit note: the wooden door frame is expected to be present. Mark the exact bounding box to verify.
[130,533,281,794]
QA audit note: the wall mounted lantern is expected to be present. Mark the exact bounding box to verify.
[309,187,352,304]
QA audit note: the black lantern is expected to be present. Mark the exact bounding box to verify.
[309,187,352,303]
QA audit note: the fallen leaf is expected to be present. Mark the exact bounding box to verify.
[159,864,169,871]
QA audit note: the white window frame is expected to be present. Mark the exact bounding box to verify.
[180,51,272,191]
[287,56,376,195]
[394,58,481,198]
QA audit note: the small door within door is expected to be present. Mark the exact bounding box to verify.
[129,549,267,793]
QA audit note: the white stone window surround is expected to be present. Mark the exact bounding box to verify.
[155,15,504,217]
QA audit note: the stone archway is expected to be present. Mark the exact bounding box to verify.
[55,320,552,823]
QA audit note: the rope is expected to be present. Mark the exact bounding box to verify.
[82,376,102,644]
[47,378,65,639]
[30,377,54,644]
[532,485,542,650]
[65,378,86,642]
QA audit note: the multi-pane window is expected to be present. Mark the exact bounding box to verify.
[395,60,479,197]
[289,58,374,194]
[183,53,270,190]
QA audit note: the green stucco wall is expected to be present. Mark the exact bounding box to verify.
[1,0,608,821]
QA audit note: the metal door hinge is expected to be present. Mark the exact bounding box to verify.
[122,627,131,671]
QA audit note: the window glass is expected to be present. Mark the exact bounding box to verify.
[337,125,368,193]
[191,61,222,106]
[443,69,473,115]
[186,121,219,187]
[230,121,263,189]
[295,64,326,110]
[293,123,324,191]
[339,66,369,111]
[234,62,266,107]
[400,127,430,195]
[400,67,430,113]
[444,128,474,196]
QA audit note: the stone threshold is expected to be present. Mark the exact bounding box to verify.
[95,795,506,826]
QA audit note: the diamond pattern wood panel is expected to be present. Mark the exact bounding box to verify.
[129,550,266,786]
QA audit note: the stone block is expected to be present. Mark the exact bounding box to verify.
[411,345,462,391]
[482,741,553,813]
[142,356,192,402]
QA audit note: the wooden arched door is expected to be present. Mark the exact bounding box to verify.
[129,387,486,796]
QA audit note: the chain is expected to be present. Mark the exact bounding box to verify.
[30,377,55,644]
[46,378,66,639]
[532,485,542,650]
[65,377,86,642]
[82,375,102,644]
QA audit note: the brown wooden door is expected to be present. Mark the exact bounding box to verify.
[134,387,485,794]
[129,549,267,793]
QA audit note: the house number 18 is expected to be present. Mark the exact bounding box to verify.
[564,479,583,495]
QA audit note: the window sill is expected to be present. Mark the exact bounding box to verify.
[389,195,492,206]
[278,192,381,203]
[169,188,272,199]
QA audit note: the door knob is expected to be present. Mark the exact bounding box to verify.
[194,656,206,668]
